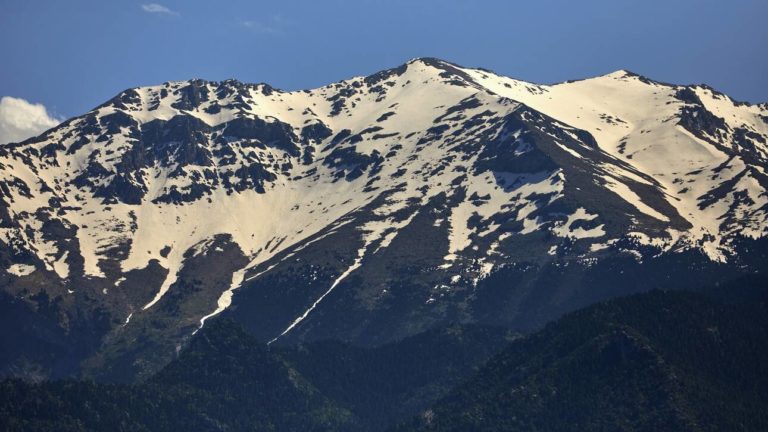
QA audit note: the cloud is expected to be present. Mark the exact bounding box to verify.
[141,3,179,16]
[240,20,278,33]
[239,15,287,34]
[0,96,62,145]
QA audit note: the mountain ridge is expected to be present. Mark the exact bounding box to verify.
[0,57,766,380]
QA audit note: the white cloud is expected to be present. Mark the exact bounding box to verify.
[240,20,278,33]
[239,15,288,34]
[141,3,179,16]
[0,96,61,145]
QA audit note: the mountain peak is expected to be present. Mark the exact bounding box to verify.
[610,68,639,77]
[406,56,447,65]
[1,59,766,381]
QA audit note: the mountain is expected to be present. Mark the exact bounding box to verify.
[280,323,515,430]
[0,319,358,432]
[397,277,768,432]
[1,58,766,380]
[0,319,513,432]
[2,279,766,431]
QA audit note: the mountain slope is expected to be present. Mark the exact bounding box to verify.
[0,58,766,379]
[397,279,768,432]
[0,318,357,432]
[281,324,516,431]
[3,282,766,432]
[0,319,513,432]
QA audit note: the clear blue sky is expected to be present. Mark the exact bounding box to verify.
[1,0,766,119]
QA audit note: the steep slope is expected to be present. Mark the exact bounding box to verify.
[3,282,766,432]
[281,324,516,431]
[0,319,358,432]
[397,280,768,432]
[465,67,768,259]
[0,58,766,379]
[0,320,513,432]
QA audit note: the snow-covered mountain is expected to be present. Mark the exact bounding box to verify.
[1,58,767,380]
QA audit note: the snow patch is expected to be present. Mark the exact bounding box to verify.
[6,263,35,277]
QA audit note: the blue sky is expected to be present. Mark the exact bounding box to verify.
[0,0,766,129]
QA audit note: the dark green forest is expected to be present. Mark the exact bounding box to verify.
[0,321,513,431]
[2,276,767,432]
[398,277,768,432]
